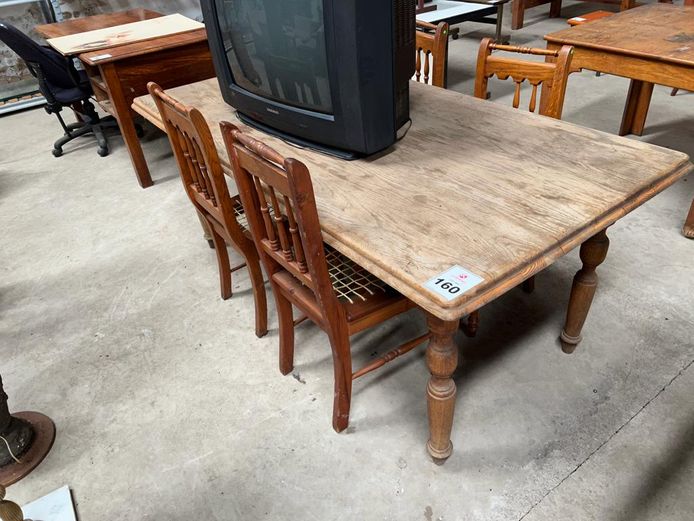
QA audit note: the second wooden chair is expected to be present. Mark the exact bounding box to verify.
[148,82,268,338]
[474,38,574,120]
[221,122,430,432]
[415,21,450,88]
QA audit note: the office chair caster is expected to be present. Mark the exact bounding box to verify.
[97,146,109,157]
[52,147,63,157]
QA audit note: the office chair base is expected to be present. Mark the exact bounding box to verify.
[51,113,118,158]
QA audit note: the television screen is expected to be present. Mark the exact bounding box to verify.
[214,0,333,114]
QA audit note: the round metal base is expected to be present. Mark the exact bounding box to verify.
[0,412,55,486]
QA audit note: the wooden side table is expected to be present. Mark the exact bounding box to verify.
[36,9,216,188]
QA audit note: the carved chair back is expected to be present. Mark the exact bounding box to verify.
[221,123,342,320]
[474,38,574,119]
[147,82,247,246]
[415,20,449,88]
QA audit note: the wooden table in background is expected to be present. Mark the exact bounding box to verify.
[36,9,215,188]
[134,79,691,462]
[545,4,694,137]
[545,3,694,238]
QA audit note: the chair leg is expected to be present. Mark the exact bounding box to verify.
[52,121,94,157]
[91,123,109,157]
[274,285,295,375]
[671,88,679,97]
[461,310,479,338]
[209,226,232,300]
[522,276,535,293]
[245,248,268,338]
[328,331,353,433]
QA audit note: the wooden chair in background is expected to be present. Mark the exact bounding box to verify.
[147,82,268,338]
[474,38,574,120]
[221,122,430,432]
[467,39,573,336]
[415,21,450,88]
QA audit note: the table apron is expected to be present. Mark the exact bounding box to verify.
[83,42,215,102]
[546,43,694,91]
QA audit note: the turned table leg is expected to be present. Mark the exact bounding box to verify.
[426,315,459,463]
[683,199,694,239]
[560,229,610,354]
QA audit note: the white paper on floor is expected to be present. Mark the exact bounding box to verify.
[21,485,76,521]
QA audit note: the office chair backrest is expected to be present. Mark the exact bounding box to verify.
[0,21,76,89]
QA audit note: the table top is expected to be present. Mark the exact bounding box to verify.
[43,13,204,56]
[133,79,691,321]
[545,4,694,66]
[35,8,162,39]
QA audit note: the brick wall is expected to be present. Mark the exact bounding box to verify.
[0,0,202,99]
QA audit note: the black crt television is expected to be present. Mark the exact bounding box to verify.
[200,0,415,159]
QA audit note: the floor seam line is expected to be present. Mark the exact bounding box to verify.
[516,355,694,521]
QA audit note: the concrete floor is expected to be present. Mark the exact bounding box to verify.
[1,3,693,520]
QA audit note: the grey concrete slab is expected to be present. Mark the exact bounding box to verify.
[0,2,692,520]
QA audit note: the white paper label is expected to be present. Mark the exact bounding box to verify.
[424,265,483,301]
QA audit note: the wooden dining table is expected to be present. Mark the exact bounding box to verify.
[35,9,215,189]
[133,79,691,462]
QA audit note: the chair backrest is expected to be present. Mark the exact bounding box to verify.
[0,21,77,90]
[147,82,247,244]
[221,122,341,316]
[414,20,449,88]
[474,38,574,119]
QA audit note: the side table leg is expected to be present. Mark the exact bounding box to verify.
[683,199,694,239]
[101,64,154,188]
[560,229,610,354]
[426,315,459,463]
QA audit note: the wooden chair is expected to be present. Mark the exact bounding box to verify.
[467,39,573,336]
[221,123,430,432]
[415,21,449,88]
[474,38,574,120]
[147,82,268,338]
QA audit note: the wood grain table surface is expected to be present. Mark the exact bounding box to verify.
[35,10,215,190]
[134,79,692,461]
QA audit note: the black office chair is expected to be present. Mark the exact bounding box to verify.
[0,21,119,157]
